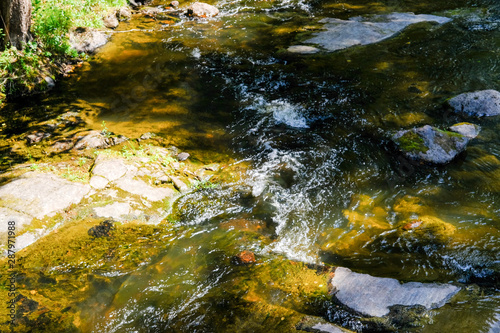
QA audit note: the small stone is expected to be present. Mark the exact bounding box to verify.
[26,132,51,145]
[44,76,56,89]
[402,219,422,230]
[177,152,190,161]
[88,220,114,238]
[104,13,119,29]
[232,250,256,265]
[187,2,219,17]
[170,176,189,192]
[139,132,156,141]
[112,135,129,145]
[117,7,132,21]
[449,122,480,139]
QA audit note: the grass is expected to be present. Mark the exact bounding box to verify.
[0,0,128,105]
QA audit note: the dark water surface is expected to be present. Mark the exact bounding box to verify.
[2,0,500,331]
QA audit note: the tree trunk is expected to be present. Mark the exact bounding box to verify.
[0,0,32,50]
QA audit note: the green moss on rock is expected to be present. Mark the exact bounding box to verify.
[395,130,428,153]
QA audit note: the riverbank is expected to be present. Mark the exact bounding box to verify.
[0,0,130,106]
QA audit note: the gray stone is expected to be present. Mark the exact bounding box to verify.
[330,267,460,317]
[393,125,470,164]
[92,158,128,181]
[103,13,119,29]
[170,176,189,192]
[139,132,156,141]
[69,28,109,53]
[449,122,480,139]
[305,13,451,52]
[177,152,190,161]
[89,175,109,189]
[188,2,219,17]
[73,130,112,150]
[112,135,129,145]
[114,177,174,201]
[44,76,56,89]
[448,90,500,117]
[0,173,91,219]
[117,7,132,21]
[94,202,131,220]
[26,132,51,145]
[287,45,320,54]
[50,140,74,152]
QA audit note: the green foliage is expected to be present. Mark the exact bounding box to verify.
[0,0,127,105]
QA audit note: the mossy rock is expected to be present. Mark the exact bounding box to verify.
[394,130,428,154]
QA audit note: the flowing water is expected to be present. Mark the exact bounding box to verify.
[2,0,500,331]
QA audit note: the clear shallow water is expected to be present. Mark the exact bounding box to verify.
[2,0,500,331]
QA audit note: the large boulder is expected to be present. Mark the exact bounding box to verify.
[392,123,479,164]
[187,2,219,17]
[304,12,451,52]
[448,90,500,117]
[330,267,460,317]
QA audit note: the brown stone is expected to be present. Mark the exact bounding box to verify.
[233,250,255,265]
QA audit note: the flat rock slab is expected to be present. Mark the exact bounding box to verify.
[114,177,174,201]
[0,173,91,219]
[330,267,460,317]
[0,207,33,231]
[448,90,500,117]
[92,158,128,181]
[306,12,451,52]
[94,202,131,220]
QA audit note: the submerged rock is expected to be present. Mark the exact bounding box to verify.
[187,2,219,18]
[88,220,115,238]
[296,315,353,333]
[232,250,256,265]
[392,124,475,164]
[26,132,51,145]
[330,267,460,317]
[305,12,451,52]
[448,90,500,117]
[287,45,320,54]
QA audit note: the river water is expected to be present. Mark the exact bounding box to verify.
[3,0,500,331]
